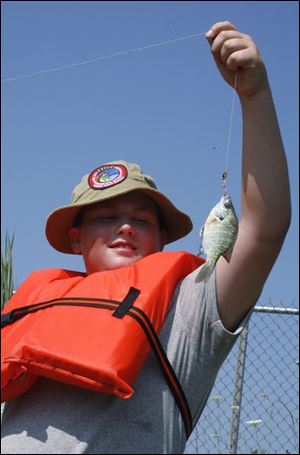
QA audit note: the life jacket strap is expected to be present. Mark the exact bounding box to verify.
[129,303,193,439]
[112,287,141,318]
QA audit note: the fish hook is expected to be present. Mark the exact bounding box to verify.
[222,171,228,196]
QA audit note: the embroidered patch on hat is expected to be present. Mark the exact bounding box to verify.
[88,164,128,190]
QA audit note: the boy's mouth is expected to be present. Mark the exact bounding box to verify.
[109,241,137,251]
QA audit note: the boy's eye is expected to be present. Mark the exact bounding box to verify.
[88,215,153,225]
[134,218,146,223]
[133,217,152,225]
[91,216,116,222]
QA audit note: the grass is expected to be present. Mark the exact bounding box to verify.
[1,232,15,309]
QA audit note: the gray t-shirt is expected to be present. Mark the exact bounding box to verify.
[1,268,251,454]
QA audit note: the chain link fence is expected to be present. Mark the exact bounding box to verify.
[185,303,299,454]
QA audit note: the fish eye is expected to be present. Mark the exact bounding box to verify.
[224,200,231,209]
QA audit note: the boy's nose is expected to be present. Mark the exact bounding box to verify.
[116,220,134,236]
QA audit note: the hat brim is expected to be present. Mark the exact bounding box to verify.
[45,188,193,254]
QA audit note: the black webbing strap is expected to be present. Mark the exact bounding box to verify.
[110,287,192,437]
[1,296,121,328]
[112,287,141,318]
[126,304,193,439]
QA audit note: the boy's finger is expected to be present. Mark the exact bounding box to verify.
[205,21,238,42]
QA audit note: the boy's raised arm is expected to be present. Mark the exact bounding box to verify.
[206,21,291,331]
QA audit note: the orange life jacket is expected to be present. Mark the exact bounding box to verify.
[1,251,204,437]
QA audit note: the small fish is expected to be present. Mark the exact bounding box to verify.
[196,195,238,282]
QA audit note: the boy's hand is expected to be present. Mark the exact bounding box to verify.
[206,21,269,99]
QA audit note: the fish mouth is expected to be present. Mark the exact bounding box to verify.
[222,196,232,208]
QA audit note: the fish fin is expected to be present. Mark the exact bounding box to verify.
[198,243,206,257]
[222,245,234,263]
[198,225,207,257]
[195,261,214,283]
[199,225,204,241]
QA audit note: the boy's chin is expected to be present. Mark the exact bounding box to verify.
[87,255,142,274]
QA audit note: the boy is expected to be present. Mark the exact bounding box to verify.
[1,21,291,454]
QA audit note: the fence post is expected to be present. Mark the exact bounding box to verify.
[228,323,249,454]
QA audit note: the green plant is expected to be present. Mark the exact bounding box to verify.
[1,232,15,309]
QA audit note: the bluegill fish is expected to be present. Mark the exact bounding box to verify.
[196,195,238,282]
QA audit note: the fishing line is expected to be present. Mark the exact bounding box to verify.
[1,32,206,83]
[222,71,238,196]
[3,27,238,196]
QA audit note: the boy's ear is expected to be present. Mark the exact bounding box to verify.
[68,227,81,254]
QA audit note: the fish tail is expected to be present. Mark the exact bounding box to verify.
[195,260,215,283]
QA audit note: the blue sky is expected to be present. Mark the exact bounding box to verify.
[1,1,299,308]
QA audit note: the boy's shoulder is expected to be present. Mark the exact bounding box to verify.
[8,269,86,308]
[27,268,86,281]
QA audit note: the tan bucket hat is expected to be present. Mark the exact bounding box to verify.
[45,161,193,254]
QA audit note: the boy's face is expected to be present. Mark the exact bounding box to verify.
[68,192,167,274]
